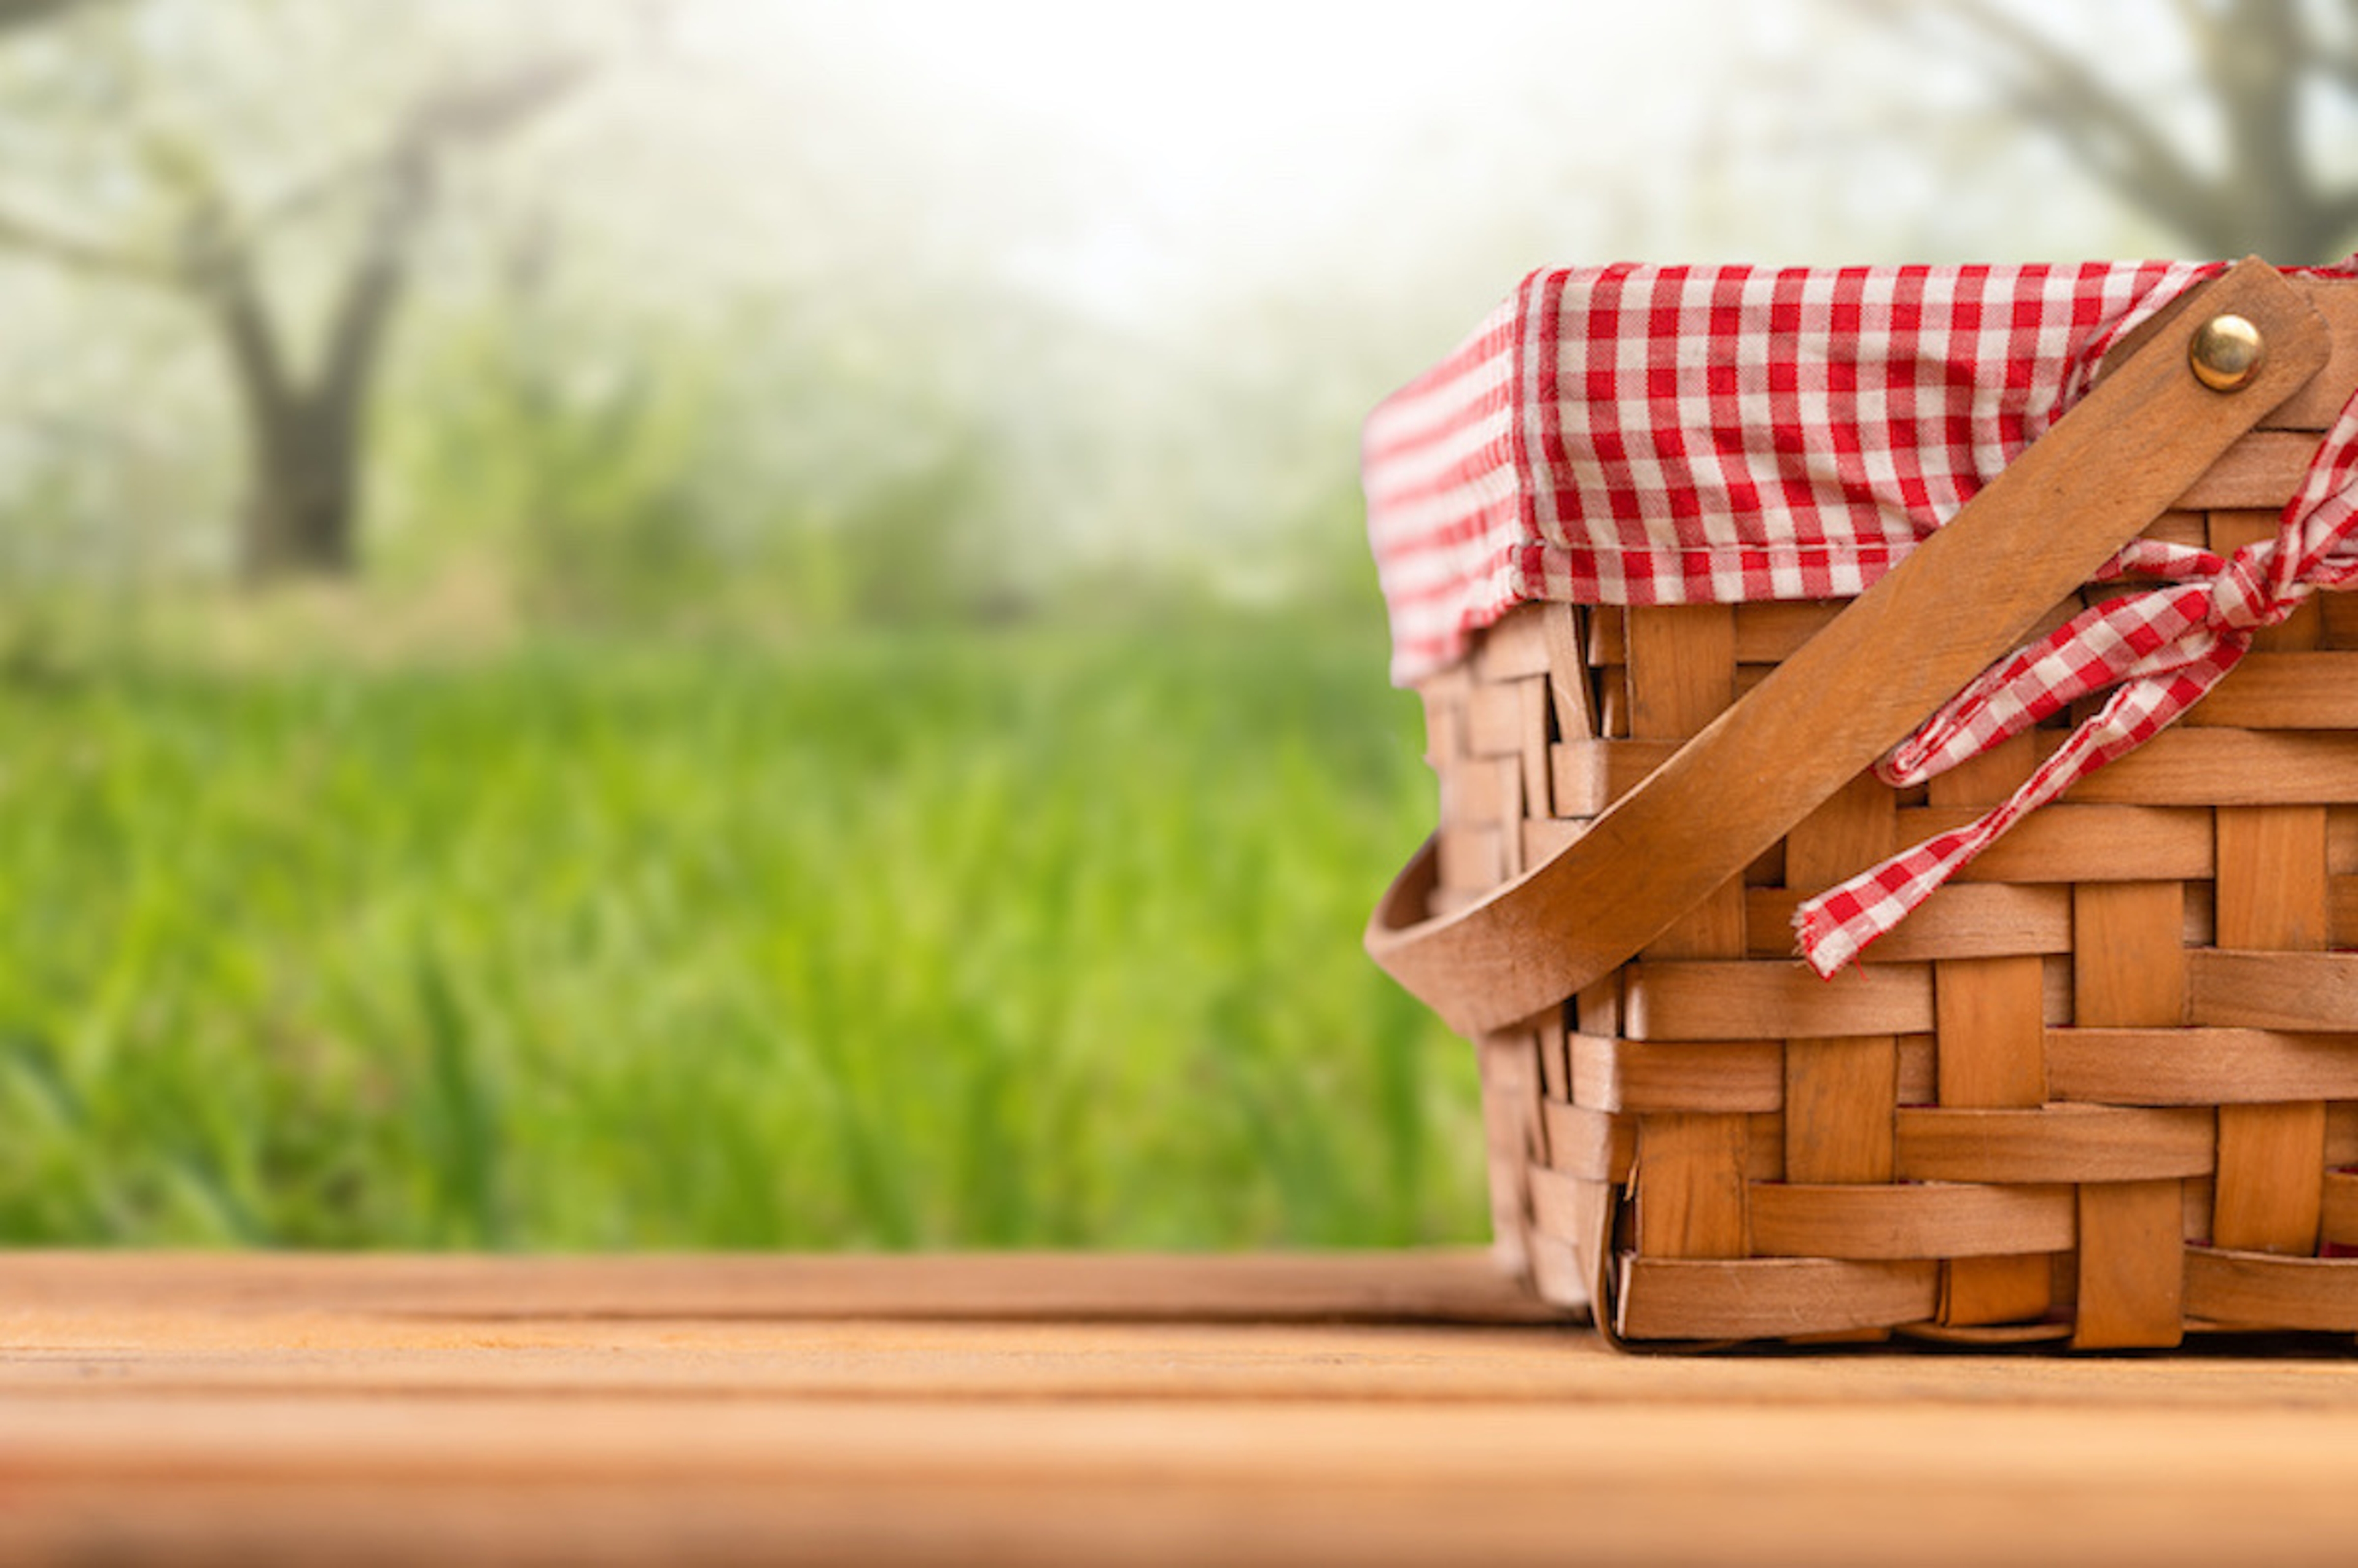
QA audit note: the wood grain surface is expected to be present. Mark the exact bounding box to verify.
[4,1249,2358,1566]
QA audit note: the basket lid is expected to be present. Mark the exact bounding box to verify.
[1363,259,2268,684]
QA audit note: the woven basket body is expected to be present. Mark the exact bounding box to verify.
[1414,295,2358,1347]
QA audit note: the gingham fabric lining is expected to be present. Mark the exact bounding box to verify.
[1366,257,2358,974]
[1364,260,2213,686]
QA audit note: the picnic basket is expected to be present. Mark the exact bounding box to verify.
[1364,257,2358,1347]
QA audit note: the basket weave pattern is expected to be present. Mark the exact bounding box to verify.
[1424,478,2358,1346]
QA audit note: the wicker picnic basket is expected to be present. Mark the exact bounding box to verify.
[1366,257,2358,1347]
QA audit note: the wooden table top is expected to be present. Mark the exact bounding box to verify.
[4,1248,2357,1566]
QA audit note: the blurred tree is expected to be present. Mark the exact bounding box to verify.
[1874,0,2358,263]
[0,6,591,580]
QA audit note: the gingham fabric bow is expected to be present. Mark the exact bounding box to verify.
[1793,387,2358,974]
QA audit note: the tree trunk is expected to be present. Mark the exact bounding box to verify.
[240,402,362,579]
[209,160,416,584]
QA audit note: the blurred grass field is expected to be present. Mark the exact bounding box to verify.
[0,611,1484,1250]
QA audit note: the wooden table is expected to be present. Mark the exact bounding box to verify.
[4,1249,2356,1564]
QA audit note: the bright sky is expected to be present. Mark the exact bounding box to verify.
[674,0,1743,323]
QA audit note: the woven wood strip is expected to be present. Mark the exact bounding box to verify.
[2072,883,2188,1028]
[2181,653,2358,728]
[1780,1036,1899,1184]
[1891,1107,2217,1184]
[1538,1102,1787,1186]
[2074,1182,2187,1349]
[1585,600,1845,666]
[2317,1172,2358,1248]
[1929,942,2058,1325]
[1538,604,1592,742]
[2057,731,2358,805]
[1527,1228,1589,1308]
[1915,805,2216,882]
[2190,950,2358,1031]
[1528,1164,1616,1246]
[1616,1257,1940,1340]
[1623,961,1934,1040]
[1781,769,1903,1245]
[1538,1101,1635,1184]
[2046,1029,2358,1104]
[1894,1034,1937,1105]
[2324,591,2358,645]
[2184,1249,2358,1332]
[1437,824,1508,891]
[1535,1008,1571,1101]
[1746,883,2071,961]
[1520,817,1582,870]
[1549,739,1676,817]
[2071,871,2194,1346]
[1471,611,1554,680]
[1589,602,2095,687]
[1933,955,2046,1108]
[1633,1113,1749,1260]
[1441,754,1519,827]
[1747,1182,2076,1261]
[2328,1105,2358,1164]
[1622,606,1754,1264]
[2330,877,2358,942]
[2213,1101,2327,1255]
[1525,1175,1609,1311]
[1627,604,1745,969]
[1568,1036,1784,1114]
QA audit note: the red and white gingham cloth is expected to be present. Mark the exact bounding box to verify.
[1365,258,2358,974]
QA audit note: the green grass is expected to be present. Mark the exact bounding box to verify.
[0,615,1484,1250]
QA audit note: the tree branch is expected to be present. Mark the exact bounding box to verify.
[0,203,178,284]
[198,231,294,435]
[0,0,118,33]
[1999,72,2214,235]
[227,52,593,258]
[409,53,594,149]
[2164,0,2222,63]
[2294,2,2358,104]
[315,153,429,424]
[1929,0,2220,240]
[313,53,593,416]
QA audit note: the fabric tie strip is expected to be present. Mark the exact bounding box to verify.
[1364,255,2358,976]
[1795,380,2358,974]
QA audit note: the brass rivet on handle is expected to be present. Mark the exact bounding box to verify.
[2190,313,2266,392]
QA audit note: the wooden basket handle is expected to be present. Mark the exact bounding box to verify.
[1368,258,2330,1038]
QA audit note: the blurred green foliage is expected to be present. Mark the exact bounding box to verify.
[0,616,1481,1248]
[0,15,1428,1248]
[376,298,1048,634]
